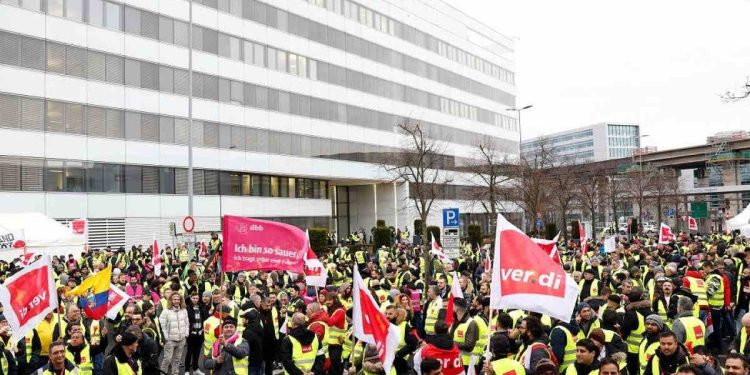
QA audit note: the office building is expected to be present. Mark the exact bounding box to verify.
[521,122,641,163]
[0,0,518,246]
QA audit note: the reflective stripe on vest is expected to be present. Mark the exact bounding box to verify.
[232,337,249,375]
[66,344,93,375]
[491,358,527,375]
[287,336,319,374]
[625,312,645,353]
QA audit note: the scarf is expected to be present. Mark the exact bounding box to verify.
[212,333,239,358]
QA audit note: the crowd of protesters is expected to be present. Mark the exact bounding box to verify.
[0,227,750,375]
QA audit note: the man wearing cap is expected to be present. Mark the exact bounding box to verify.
[104,332,140,375]
[579,269,600,302]
[203,304,231,358]
[639,314,667,375]
[204,318,249,375]
[280,312,324,375]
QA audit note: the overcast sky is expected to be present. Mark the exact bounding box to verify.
[453,0,750,151]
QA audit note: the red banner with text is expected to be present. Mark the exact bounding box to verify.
[221,216,307,273]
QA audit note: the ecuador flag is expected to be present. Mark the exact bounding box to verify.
[66,265,112,319]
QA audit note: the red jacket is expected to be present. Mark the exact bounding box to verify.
[307,310,330,343]
[327,307,346,330]
[413,342,465,375]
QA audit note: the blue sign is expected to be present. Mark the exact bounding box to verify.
[666,208,675,216]
[442,208,459,228]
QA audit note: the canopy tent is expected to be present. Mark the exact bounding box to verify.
[727,203,750,237]
[0,213,86,262]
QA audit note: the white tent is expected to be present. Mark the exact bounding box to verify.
[727,203,750,237]
[0,213,85,262]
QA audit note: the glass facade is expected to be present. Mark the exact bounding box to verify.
[607,124,639,159]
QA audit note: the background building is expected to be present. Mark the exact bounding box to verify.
[521,122,641,163]
[0,0,518,247]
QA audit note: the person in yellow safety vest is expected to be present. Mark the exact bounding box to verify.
[671,297,705,353]
[577,303,601,337]
[549,318,583,373]
[280,313,324,375]
[578,268,602,301]
[565,339,600,375]
[203,318,249,375]
[685,273,709,314]
[387,306,419,374]
[621,289,652,375]
[65,328,104,375]
[423,285,445,338]
[203,305,232,357]
[38,341,78,375]
[642,331,690,375]
[208,232,222,252]
[451,299,480,370]
[103,332,141,375]
[325,288,349,375]
[483,333,525,375]
[702,261,726,349]
[639,315,666,375]
[730,313,750,357]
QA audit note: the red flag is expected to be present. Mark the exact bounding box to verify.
[153,239,161,277]
[352,267,401,374]
[430,237,451,264]
[659,223,675,244]
[304,231,328,288]
[578,222,588,254]
[199,240,207,258]
[490,214,579,321]
[532,232,562,266]
[0,256,58,342]
[444,271,464,327]
[688,217,698,231]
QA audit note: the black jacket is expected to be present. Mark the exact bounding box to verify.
[104,345,140,375]
[643,343,690,375]
[622,299,653,341]
[280,327,324,375]
[135,332,160,374]
[242,316,265,367]
[186,298,210,336]
[550,321,580,366]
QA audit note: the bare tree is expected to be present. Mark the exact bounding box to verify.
[381,120,453,284]
[723,77,750,102]
[547,156,581,239]
[623,164,657,230]
[513,137,557,234]
[604,172,627,227]
[466,136,515,234]
[575,169,607,239]
[650,168,680,225]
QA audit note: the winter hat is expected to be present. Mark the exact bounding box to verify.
[645,314,664,330]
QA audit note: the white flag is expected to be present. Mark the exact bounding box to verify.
[352,267,401,374]
[304,230,328,288]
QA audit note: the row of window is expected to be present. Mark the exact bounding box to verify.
[188,23,514,127]
[0,156,330,199]
[608,148,634,159]
[0,0,515,110]
[0,92,407,164]
[607,124,639,137]
[521,129,595,151]
[0,31,517,150]
[301,0,516,85]
[190,0,515,107]
[608,137,637,148]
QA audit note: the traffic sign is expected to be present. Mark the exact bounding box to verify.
[442,228,460,259]
[665,208,675,217]
[182,216,195,233]
[535,218,543,230]
[442,208,459,228]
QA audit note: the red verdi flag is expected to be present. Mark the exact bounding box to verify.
[153,239,161,277]
[688,217,698,231]
[659,223,675,244]
[531,232,562,266]
[222,216,308,273]
[490,214,579,321]
[352,267,401,374]
[0,256,58,342]
[106,286,130,320]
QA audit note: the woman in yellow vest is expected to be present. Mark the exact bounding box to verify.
[203,318,250,375]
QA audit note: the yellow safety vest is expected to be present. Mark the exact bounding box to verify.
[355,251,365,264]
[492,358,527,375]
[326,308,348,346]
[453,320,475,365]
[707,274,725,308]
[24,331,33,363]
[552,325,581,373]
[677,316,705,352]
[625,312,645,354]
[473,315,489,356]
[272,306,280,340]
[287,336,319,375]
[686,277,709,309]
[565,365,598,375]
[578,279,600,298]
[65,344,93,375]
[655,299,672,329]
[639,339,660,374]
[395,321,407,352]
[508,310,526,329]
[203,316,222,356]
[424,299,441,335]
[342,328,354,359]
[115,357,142,375]
[582,319,601,337]
[230,338,249,375]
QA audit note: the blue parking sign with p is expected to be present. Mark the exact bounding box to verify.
[443,208,459,227]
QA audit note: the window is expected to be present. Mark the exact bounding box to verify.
[253,43,264,66]
[65,0,84,21]
[102,164,123,192]
[0,95,20,129]
[65,103,84,134]
[65,45,85,78]
[105,109,124,138]
[173,20,189,47]
[125,112,141,140]
[46,101,65,133]
[159,16,173,43]
[124,7,141,34]
[267,47,276,70]
[141,166,159,194]
[46,43,65,74]
[140,11,159,39]
[159,117,174,143]
[47,0,64,17]
[159,167,175,194]
[89,0,104,26]
[44,160,65,192]
[105,2,122,31]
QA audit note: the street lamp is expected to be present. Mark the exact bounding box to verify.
[506,105,533,232]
